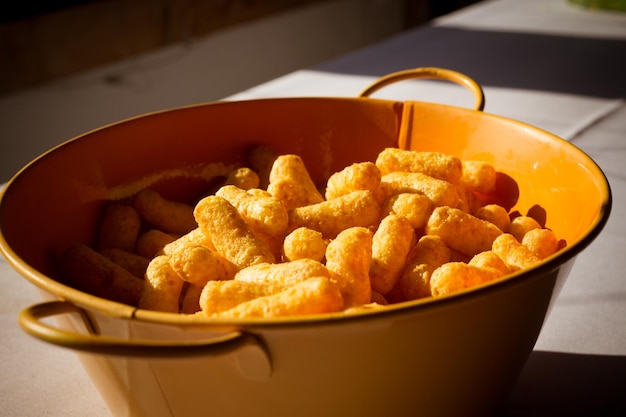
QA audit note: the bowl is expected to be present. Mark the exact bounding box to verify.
[0,68,611,417]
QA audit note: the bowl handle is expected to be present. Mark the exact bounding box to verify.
[18,300,267,359]
[358,67,485,111]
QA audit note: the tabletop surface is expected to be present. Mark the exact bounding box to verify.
[1,0,625,416]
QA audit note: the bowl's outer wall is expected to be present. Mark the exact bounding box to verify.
[0,97,610,417]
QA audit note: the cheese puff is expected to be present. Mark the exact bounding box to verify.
[169,245,236,288]
[134,189,197,235]
[522,228,560,260]
[426,206,502,257]
[325,227,373,308]
[283,227,327,262]
[396,235,451,300]
[375,148,462,184]
[136,229,177,259]
[461,160,497,193]
[377,171,459,208]
[214,277,343,319]
[100,248,149,278]
[509,216,542,242]
[200,279,287,315]
[224,167,260,190]
[97,203,141,252]
[247,188,272,198]
[468,251,510,275]
[235,258,331,287]
[216,185,288,237]
[381,193,431,229]
[139,255,185,313]
[474,204,511,233]
[267,154,324,210]
[162,227,214,256]
[193,195,275,268]
[247,145,279,190]
[325,161,381,200]
[61,243,143,306]
[180,284,203,314]
[430,262,504,296]
[288,190,380,239]
[492,233,541,271]
[370,214,416,295]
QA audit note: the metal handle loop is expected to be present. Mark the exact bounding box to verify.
[18,300,263,358]
[359,67,485,111]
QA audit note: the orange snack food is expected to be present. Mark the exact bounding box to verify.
[324,161,381,200]
[375,148,462,184]
[138,255,185,313]
[267,154,324,210]
[134,189,197,235]
[287,190,380,239]
[97,203,141,253]
[61,243,144,306]
[377,171,460,208]
[426,206,502,257]
[325,227,373,308]
[193,195,275,269]
[369,214,416,295]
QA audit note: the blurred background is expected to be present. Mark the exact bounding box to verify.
[0,0,481,182]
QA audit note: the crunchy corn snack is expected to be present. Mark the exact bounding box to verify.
[468,251,509,275]
[169,244,236,287]
[509,215,542,242]
[134,189,197,235]
[461,160,497,193]
[492,233,541,271]
[324,161,381,200]
[288,190,380,239]
[380,192,432,229]
[474,204,511,233]
[377,171,460,208]
[234,258,330,287]
[430,262,505,296]
[224,167,260,190]
[394,235,451,301]
[194,195,275,269]
[61,243,143,306]
[139,255,184,313]
[282,227,327,262]
[162,227,214,256]
[216,185,288,238]
[267,154,324,210]
[136,229,177,259]
[522,228,560,260]
[325,227,373,308]
[426,206,502,257]
[100,248,149,279]
[97,203,141,253]
[211,277,343,318]
[375,148,462,184]
[200,279,287,315]
[370,214,416,295]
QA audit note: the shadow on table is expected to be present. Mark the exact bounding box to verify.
[315,27,626,99]
[497,350,626,417]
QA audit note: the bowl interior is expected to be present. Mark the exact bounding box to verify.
[0,97,610,312]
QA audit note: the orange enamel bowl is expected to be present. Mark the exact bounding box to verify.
[0,69,611,417]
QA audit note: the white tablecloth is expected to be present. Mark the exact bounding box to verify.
[2,0,625,416]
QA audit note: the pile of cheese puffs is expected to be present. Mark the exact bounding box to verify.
[60,146,565,318]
